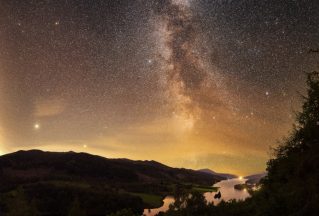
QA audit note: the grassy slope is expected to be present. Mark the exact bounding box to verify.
[129,192,163,208]
[192,185,218,193]
[128,184,218,208]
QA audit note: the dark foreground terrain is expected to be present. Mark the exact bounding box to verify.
[0,150,222,215]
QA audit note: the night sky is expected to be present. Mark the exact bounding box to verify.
[0,0,318,175]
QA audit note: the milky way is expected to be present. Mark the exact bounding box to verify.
[156,0,206,129]
[153,0,231,130]
[0,0,318,174]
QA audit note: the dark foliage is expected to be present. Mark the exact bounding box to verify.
[0,182,143,215]
[160,72,319,216]
[258,71,319,215]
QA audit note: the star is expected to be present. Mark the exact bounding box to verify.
[34,124,40,130]
[1,0,317,176]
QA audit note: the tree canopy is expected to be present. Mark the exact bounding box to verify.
[160,71,319,216]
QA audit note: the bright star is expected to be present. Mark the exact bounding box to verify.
[34,124,40,130]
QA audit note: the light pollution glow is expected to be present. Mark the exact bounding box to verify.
[0,0,317,175]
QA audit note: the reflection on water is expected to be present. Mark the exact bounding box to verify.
[143,178,250,216]
[204,178,250,205]
[143,196,175,216]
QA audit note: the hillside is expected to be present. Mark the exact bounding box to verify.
[244,172,267,184]
[198,168,238,179]
[0,150,223,215]
[0,150,223,187]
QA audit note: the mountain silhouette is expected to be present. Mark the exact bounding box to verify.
[198,168,238,179]
[0,150,224,215]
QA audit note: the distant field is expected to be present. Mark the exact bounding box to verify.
[129,185,218,209]
[129,192,163,208]
[42,180,91,189]
[192,185,218,193]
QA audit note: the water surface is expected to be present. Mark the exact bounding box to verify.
[143,196,175,216]
[204,178,250,205]
[143,178,250,216]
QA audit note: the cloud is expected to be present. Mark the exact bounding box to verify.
[34,97,67,117]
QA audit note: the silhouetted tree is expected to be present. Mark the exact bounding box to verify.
[259,71,319,216]
[160,72,319,216]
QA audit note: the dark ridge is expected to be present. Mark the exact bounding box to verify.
[198,168,238,179]
[0,149,224,190]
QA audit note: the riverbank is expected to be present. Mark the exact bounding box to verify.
[134,183,218,209]
[143,178,251,216]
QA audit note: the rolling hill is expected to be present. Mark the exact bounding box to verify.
[198,168,238,179]
[0,150,223,215]
[244,172,267,184]
[0,150,223,188]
